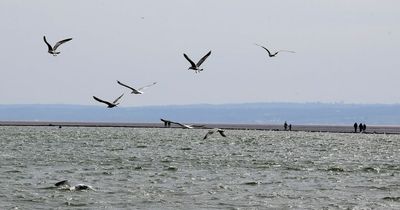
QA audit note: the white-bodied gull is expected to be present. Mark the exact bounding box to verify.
[43,36,73,56]
[93,94,124,108]
[161,119,204,129]
[174,122,194,129]
[117,80,157,94]
[183,51,211,73]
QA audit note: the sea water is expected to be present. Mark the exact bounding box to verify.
[0,126,399,209]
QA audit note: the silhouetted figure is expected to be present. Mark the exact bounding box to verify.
[359,123,363,133]
[363,124,367,132]
[289,124,292,131]
[353,122,358,133]
[59,125,62,129]
[160,118,172,127]
[284,121,288,131]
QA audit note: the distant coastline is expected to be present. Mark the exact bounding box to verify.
[1,103,400,126]
[1,121,400,135]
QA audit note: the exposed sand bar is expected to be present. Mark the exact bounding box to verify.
[1,121,400,134]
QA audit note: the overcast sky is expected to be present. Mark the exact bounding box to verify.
[1,0,399,106]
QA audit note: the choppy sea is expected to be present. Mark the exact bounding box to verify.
[0,126,399,209]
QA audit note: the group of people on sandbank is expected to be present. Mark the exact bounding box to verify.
[282,121,368,133]
[284,121,292,131]
[354,122,367,133]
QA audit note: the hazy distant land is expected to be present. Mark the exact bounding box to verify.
[0,103,399,125]
[1,121,400,135]
[1,103,400,134]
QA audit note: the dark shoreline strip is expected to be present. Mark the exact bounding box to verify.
[1,121,400,135]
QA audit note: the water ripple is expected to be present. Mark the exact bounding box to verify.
[0,126,399,209]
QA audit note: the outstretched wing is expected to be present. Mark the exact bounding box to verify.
[277,50,296,53]
[138,82,157,91]
[117,80,137,92]
[203,130,214,140]
[43,36,53,51]
[255,43,273,57]
[217,129,226,137]
[113,94,124,104]
[53,38,73,50]
[196,51,211,67]
[160,118,171,123]
[183,53,196,68]
[93,96,113,106]
[172,122,192,129]
[55,180,71,187]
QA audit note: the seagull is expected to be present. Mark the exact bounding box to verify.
[55,180,94,191]
[163,119,194,129]
[173,122,194,129]
[203,128,226,140]
[162,119,204,129]
[43,36,73,56]
[172,121,205,129]
[93,94,124,108]
[117,80,157,94]
[183,51,212,73]
[255,43,295,57]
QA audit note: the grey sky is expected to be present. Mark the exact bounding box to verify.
[1,0,399,106]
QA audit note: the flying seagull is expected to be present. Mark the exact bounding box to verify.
[254,43,295,57]
[183,51,212,73]
[173,122,194,129]
[173,122,206,129]
[203,128,226,140]
[93,94,124,108]
[163,119,194,129]
[43,36,73,56]
[117,80,157,94]
[161,119,204,129]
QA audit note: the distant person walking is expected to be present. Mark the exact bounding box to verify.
[289,124,292,131]
[284,121,288,131]
[353,122,358,133]
[363,124,367,132]
[359,123,363,133]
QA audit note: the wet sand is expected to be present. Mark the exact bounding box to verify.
[1,121,400,134]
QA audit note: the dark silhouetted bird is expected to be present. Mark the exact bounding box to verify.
[255,43,295,57]
[43,36,73,56]
[183,51,212,73]
[93,94,124,108]
[117,80,157,94]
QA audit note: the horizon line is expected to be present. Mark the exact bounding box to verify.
[1,101,400,108]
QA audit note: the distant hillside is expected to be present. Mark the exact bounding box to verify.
[0,103,399,125]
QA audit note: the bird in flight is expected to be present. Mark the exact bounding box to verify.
[183,51,212,73]
[203,128,226,140]
[173,122,194,129]
[254,43,295,57]
[160,119,204,129]
[117,80,157,94]
[93,94,124,108]
[43,36,73,56]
